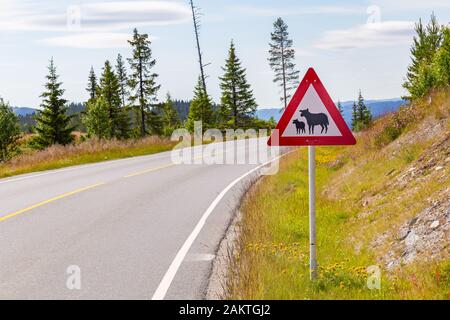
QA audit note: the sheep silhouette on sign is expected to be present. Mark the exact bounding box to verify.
[292,120,306,134]
[300,109,329,134]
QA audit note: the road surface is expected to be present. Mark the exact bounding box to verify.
[0,138,284,300]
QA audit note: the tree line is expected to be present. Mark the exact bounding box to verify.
[1,18,292,161]
[3,13,445,162]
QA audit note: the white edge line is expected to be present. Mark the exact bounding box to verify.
[151,151,291,300]
[0,153,171,185]
[0,139,263,185]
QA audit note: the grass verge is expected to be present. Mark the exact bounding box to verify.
[0,137,177,178]
[227,90,450,300]
[228,149,449,300]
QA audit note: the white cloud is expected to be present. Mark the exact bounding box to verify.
[374,0,450,11]
[295,48,314,57]
[38,32,156,49]
[230,4,364,17]
[0,1,191,31]
[314,21,415,50]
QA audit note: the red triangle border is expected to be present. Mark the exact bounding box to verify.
[268,68,356,146]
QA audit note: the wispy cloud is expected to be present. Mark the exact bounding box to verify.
[0,1,191,31]
[229,4,364,17]
[38,32,157,49]
[314,21,415,50]
[374,0,450,11]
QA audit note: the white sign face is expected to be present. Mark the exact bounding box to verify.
[282,85,343,138]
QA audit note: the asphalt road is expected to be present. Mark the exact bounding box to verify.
[0,138,284,300]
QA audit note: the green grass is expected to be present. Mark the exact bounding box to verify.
[227,90,450,300]
[228,148,449,300]
[0,137,178,179]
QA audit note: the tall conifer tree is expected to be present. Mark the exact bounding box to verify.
[128,28,160,136]
[403,14,442,99]
[99,60,129,139]
[116,54,128,108]
[186,77,214,133]
[219,41,257,129]
[34,58,74,148]
[86,66,98,102]
[268,18,300,109]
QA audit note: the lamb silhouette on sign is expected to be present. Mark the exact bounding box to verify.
[292,119,306,134]
[299,109,329,134]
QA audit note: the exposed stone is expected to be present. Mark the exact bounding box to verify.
[405,231,419,247]
[430,220,440,229]
[372,187,450,270]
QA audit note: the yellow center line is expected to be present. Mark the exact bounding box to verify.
[123,145,252,179]
[122,153,221,178]
[0,183,105,223]
[124,163,176,178]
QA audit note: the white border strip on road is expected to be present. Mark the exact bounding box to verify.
[151,151,291,300]
[0,152,173,185]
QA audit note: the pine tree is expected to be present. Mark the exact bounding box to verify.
[268,17,300,109]
[351,102,358,131]
[33,58,74,148]
[128,28,161,137]
[186,77,214,133]
[433,27,450,87]
[86,66,98,102]
[351,91,372,132]
[403,14,442,99]
[0,98,21,161]
[357,91,372,128]
[337,100,344,115]
[98,60,129,139]
[82,96,111,139]
[116,54,128,108]
[219,41,257,129]
[161,93,180,136]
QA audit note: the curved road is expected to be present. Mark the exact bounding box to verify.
[0,139,283,300]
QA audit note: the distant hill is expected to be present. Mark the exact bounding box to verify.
[12,107,36,116]
[256,98,408,126]
[13,103,86,132]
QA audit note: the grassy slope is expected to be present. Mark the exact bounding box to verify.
[228,90,450,300]
[0,137,177,178]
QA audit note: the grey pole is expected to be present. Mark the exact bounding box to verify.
[309,146,317,280]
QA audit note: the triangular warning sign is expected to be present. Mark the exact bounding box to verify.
[268,68,356,146]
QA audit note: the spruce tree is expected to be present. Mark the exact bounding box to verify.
[351,102,358,131]
[128,28,161,137]
[34,58,74,148]
[0,98,21,161]
[98,60,129,139]
[269,17,300,109]
[219,41,257,129]
[116,54,128,108]
[351,91,372,132]
[357,91,372,128]
[403,14,442,99]
[186,77,214,133]
[86,66,98,102]
[433,27,450,87]
[161,93,180,136]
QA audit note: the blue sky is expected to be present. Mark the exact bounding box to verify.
[0,0,449,109]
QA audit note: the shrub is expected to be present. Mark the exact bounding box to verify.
[0,98,21,161]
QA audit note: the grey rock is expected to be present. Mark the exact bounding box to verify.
[430,220,440,229]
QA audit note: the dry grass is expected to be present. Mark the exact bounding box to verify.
[227,89,450,300]
[0,136,177,178]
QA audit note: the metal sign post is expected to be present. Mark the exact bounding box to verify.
[268,68,357,281]
[309,146,317,280]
